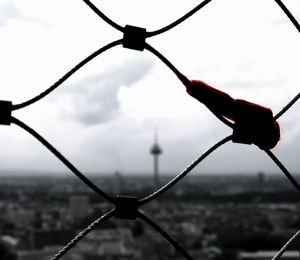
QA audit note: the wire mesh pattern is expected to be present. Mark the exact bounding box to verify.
[0,0,299,259]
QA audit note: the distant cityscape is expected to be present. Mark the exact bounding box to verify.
[0,172,300,260]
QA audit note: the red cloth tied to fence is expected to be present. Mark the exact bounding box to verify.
[182,77,280,150]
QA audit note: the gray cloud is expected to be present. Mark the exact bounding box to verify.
[60,56,154,125]
[0,2,23,26]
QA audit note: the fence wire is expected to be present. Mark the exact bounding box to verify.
[1,0,300,259]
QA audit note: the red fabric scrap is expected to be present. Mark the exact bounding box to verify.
[181,76,280,150]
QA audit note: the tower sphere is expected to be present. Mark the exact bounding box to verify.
[151,144,162,155]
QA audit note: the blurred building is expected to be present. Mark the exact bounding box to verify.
[69,195,90,222]
[29,229,75,250]
[73,229,138,259]
[112,171,123,195]
[6,205,35,229]
[16,246,60,260]
[257,171,265,193]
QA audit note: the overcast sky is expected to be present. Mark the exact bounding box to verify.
[0,0,299,178]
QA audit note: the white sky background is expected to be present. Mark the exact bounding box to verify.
[0,0,299,177]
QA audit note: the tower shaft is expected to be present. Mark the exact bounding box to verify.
[150,131,162,189]
[153,154,159,188]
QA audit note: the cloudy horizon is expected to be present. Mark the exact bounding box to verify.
[0,0,299,178]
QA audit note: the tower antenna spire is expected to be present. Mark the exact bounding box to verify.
[154,127,158,144]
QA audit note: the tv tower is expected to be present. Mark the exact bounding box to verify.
[150,131,162,188]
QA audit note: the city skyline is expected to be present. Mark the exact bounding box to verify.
[0,0,299,176]
[0,173,299,260]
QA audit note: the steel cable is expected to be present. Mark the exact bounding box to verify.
[139,135,233,205]
[146,0,213,37]
[12,39,122,111]
[81,0,212,38]
[274,0,300,34]
[144,43,234,129]
[137,211,194,260]
[275,92,300,120]
[81,0,124,32]
[50,209,115,260]
[11,117,115,203]
[265,150,300,193]
[269,39,300,259]
[271,228,300,260]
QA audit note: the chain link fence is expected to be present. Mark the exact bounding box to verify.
[0,0,299,259]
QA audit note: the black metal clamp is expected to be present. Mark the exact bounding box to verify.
[0,100,12,125]
[122,25,147,51]
[114,195,139,220]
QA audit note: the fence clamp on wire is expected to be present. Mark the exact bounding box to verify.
[114,195,138,220]
[122,25,147,51]
[0,100,12,125]
[232,101,280,150]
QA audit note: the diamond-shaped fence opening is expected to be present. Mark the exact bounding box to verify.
[0,0,299,259]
